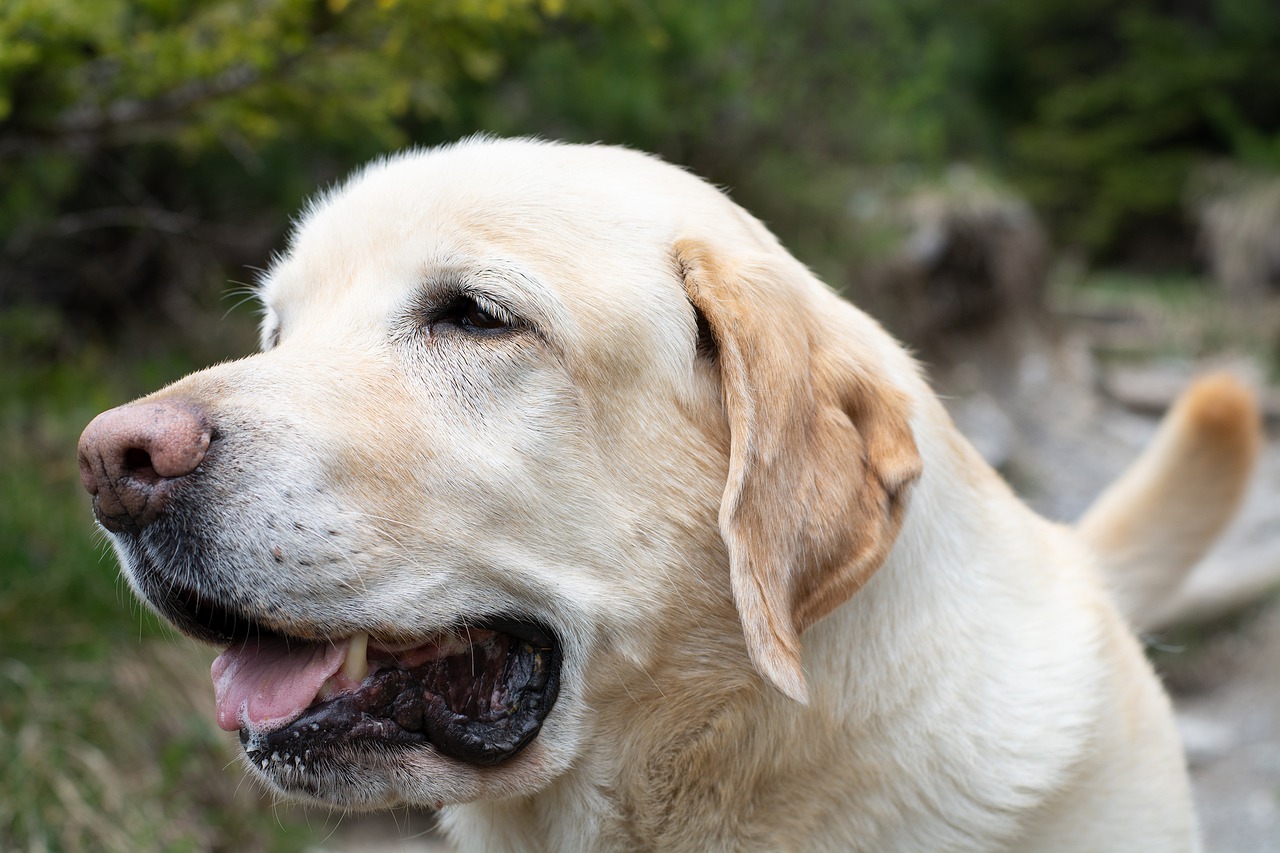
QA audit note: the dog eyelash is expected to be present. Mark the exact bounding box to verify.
[432,293,520,335]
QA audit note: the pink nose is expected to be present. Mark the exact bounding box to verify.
[77,400,212,534]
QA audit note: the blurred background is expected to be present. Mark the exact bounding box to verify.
[3,1,1280,850]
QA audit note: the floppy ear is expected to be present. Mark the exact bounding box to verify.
[676,238,922,703]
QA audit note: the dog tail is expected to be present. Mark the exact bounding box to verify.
[1077,374,1262,632]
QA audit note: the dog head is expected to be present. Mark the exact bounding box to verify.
[78,138,921,808]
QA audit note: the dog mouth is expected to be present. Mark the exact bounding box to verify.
[168,588,560,768]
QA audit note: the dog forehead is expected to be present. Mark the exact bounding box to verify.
[264,139,734,362]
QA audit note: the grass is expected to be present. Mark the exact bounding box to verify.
[0,303,322,852]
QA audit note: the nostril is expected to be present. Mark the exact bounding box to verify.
[122,446,158,480]
[119,440,165,489]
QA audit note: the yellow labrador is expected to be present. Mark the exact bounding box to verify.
[78,138,1259,852]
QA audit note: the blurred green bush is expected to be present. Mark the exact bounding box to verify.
[3,0,1278,340]
[0,0,569,331]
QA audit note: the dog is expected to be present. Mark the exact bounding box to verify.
[78,138,1260,851]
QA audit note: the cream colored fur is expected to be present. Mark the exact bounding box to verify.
[125,138,1259,851]
[1078,374,1260,632]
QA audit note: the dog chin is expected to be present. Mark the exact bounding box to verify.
[241,730,566,809]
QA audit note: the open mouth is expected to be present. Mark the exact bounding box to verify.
[164,587,560,767]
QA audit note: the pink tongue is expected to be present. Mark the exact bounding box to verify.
[211,636,349,732]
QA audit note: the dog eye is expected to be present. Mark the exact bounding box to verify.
[436,294,517,334]
[462,300,508,331]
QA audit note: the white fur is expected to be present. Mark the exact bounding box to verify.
[122,138,1212,851]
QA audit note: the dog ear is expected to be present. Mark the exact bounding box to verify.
[676,238,922,703]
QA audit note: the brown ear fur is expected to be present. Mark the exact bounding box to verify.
[676,239,921,702]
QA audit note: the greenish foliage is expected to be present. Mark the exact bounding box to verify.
[422,0,1280,266]
[982,0,1280,258]
[4,0,1277,317]
[0,0,575,324]
[407,0,1001,284]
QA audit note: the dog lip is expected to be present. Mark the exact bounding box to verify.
[152,579,557,654]
[238,618,562,769]
[151,583,273,646]
[125,559,563,768]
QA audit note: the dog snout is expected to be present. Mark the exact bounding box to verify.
[77,399,212,534]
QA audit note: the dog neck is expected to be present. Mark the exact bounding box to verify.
[441,397,1109,853]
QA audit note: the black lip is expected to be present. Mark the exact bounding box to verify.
[243,621,561,767]
[161,582,265,645]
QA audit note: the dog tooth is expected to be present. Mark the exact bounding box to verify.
[343,632,370,683]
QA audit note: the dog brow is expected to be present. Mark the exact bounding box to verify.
[423,264,574,353]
